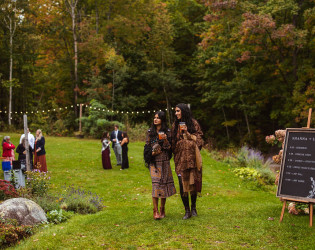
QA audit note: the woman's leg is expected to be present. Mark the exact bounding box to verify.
[178,176,191,220]
[191,192,197,216]
[160,198,166,218]
[152,197,160,220]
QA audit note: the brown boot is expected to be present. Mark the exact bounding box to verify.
[152,197,160,220]
[153,208,160,220]
[160,207,165,219]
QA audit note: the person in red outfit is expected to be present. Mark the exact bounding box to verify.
[2,136,15,165]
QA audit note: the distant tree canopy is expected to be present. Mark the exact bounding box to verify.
[0,0,314,149]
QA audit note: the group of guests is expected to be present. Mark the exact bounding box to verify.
[1,129,47,172]
[101,125,129,170]
[145,103,203,220]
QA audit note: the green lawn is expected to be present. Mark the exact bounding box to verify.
[1,133,314,249]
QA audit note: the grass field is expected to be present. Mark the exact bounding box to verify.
[1,133,315,249]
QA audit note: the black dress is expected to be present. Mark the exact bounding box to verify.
[121,142,129,169]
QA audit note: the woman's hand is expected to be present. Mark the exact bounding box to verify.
[36,147,41,152]
[181,125,188,134]
[23,150,26,154]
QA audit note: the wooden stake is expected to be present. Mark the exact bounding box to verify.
[280,200,287,222]
[79,104,82,132]
[310,203,313,227]
[307,108,312,129]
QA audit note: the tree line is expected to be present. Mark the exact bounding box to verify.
[0,0,314,149]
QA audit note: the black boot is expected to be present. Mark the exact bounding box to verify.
[183,206,191,220]
[178,176,191,220]
[191,192,197,217]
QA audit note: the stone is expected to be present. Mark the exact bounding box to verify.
[0,198,47,225]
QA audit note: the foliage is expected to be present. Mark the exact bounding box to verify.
[30,196,61,213]
[80,99,124,139]
[61,185,104,214]
[127,122,149,141]
[46,209,73,224]
[228,146,275,186]
[25,170,51,197]
[0,217,34,248]
[0,179,18,200]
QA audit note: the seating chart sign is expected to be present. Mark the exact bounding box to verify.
[277,128,315,202]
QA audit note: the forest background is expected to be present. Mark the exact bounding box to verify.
[0,0,314,150]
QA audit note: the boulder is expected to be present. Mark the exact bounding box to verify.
[0,198,47,225]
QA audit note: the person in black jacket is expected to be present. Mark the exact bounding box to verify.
[16,138,33,169]
[110,125,123,166]
[34,129,47,172]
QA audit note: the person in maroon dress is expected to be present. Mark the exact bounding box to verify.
[101,132,112,170]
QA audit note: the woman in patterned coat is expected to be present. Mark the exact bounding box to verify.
[172,103,203,220]
[145,111,176,220]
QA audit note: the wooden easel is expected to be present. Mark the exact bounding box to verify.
[280,108,313,226]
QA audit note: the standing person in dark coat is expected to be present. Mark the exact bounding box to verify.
[101,132,112,170]
[120,132,129,170]
[34,129,47,172]
[16,138,33,169]
[172,103,203,220]
[110,125,123,166]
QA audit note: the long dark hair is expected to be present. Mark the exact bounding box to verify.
[101,132,109,142]
[122,131,129,141]
[149,111,168,138]
[173,103,196,140]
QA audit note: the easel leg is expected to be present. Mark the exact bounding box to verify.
[280,200,287,223]
[310,203,313,227]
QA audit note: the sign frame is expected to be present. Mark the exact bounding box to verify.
[277,128,315,203]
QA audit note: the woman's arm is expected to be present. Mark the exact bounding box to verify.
[120,138,128,146]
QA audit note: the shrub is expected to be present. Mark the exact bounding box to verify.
[233,168,261,182]
[61,185,104,214]
[26,170,51,196]
[230,146,275,186]
[128,122,149,141]
[0,180,18,200]
[30,196,61,213]
[0,218,34,248]
[46,209,73,224]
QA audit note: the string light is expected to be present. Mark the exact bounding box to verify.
[0,104,175,117]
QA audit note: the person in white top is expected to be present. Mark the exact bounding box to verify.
[110,125,123,165]
[20,128,35,150]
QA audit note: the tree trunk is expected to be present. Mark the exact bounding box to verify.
[222,107,230,142]
[95,0,99,33]
[5,15,16,126]
[66,0,79,117]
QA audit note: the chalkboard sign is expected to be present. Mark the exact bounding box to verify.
[277,128,315,202]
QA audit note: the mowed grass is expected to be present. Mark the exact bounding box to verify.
[1,133,315,249]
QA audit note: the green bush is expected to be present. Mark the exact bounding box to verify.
[30,196,61,213]
[80,99,124,138]
[46,209,73,224]
[61,186,104,214]
[26,170,51,196]
[233,168,261,182]
[228,146,275,186]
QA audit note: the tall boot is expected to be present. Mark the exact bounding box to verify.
[191,192,197,217]
[160,198,166,219]
[152,197,160,220]
[181,195,191,220]
[178,176,191,220]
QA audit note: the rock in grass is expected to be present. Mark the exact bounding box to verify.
[0,198,47,225]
